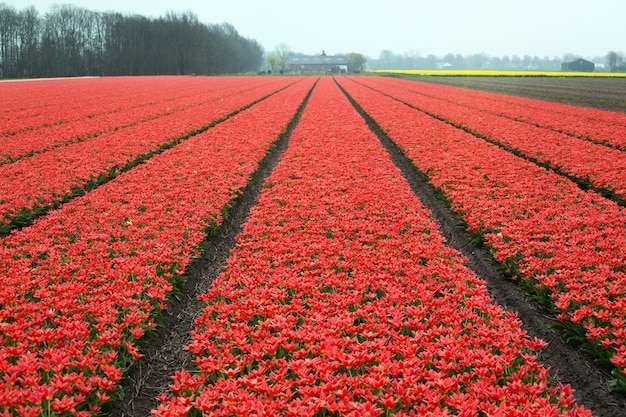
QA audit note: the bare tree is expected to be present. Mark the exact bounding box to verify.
[0,3,19,78]
[275,43,292,71]
[606,51,624,72]
[40,4,96,76]
[0,4,264,78]
[18,6,40,78]
[160,11,205,75]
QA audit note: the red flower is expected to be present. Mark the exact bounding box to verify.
[155,78,588,415]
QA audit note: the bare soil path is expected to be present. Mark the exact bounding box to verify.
[399,75,626,113]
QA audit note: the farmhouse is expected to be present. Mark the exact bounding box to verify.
[561,58,595,72]
[287,51,348,73]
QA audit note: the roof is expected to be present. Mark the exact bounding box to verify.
[565,58,593,65]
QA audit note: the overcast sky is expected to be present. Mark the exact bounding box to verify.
[8,0,625,59]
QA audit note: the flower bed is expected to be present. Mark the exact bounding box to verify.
[337,76,626,391]
[0,78,314,416]
[367,77,626,150]
[353,77,626,202]
[0,77,302,235]
[154,78,588,416]
[0,77,289,164]
[1,77,166,135]
[0,76,224,135]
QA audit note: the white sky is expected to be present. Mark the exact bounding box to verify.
[8,0,626,59]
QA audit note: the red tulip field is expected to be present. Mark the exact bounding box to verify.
[1,75,624,416]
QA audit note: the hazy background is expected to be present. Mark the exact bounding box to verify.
[9,0,626,59]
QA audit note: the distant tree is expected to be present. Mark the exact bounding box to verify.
[203,23,232,74]
[102,13,157,75]
[0,3,19,78]
[41,4,92,77]
[16,6,39,78]
[241,38,264,73]
[274,43,292,71]
[607,51,618,71]
[606,51,624,72]
[401,50,420,69]
[616,53,624,72]
[203,23,262,74]
[561,53,579,68]
[347,52,366,73]
[0,3,40,78]
[378,50,395,68]
[510,54,522,69]
[424,54,438,69]
[267,52,281,72]
[160,11,205,75]
[466,53,489,69]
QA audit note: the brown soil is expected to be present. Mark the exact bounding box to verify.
[400,75,626,114]
[106,77,626,416]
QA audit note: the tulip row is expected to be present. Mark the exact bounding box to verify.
[353,77,626,202]
[337,76,626,389]
[0,78,315,416]
[1,76,222,136]
[1,77,164,135]
[0,77,290,164]
[0,77,302,236]
[370,77,626,151]
[154,78,588,416]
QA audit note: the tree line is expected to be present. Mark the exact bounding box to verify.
[0,3,264,79]
[367,50,621,72]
